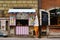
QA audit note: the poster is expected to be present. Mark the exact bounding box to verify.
[10,16,16,26]
[29,16,35,26]
[1,20,6,31]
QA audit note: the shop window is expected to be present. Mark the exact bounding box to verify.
[49,9,58,25]
[16,19,28,26]
[57,12,60,24]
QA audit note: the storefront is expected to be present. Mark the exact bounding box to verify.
[8,9,36,37]
[40,8,60,37]
[0,17,9,37]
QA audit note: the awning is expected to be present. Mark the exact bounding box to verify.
[8,9,36,13]
[49,9,57,13]
[56,9,60,14]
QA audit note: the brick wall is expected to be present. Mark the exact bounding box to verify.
[41,0,60,10]
[0,0,38,17]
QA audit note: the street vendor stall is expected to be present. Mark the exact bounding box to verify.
[8,9,37,37]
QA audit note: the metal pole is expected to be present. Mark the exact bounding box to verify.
[38,0,42,38]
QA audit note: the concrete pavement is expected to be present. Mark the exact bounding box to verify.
[0,38,60,40]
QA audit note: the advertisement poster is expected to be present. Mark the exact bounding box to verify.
[10,16,16,26]
[29,16,35,26]
[1,20,6,31]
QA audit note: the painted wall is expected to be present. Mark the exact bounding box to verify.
[41,0,60,10]
[0,0,38,17]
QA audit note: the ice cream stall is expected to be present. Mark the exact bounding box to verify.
[8,9,36,37]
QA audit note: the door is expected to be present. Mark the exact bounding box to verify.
[40,9,49,36]
[40,9,48,25]
[42,11,48,25]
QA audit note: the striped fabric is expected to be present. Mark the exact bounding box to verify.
[16,26,29,35]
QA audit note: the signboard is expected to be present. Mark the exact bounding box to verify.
[10,16,16,26]
[16,13,28,19]
[1,20,6,31]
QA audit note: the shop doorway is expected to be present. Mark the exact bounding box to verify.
[40,9,49,25]
[42,11,48,25]
[0,18,9,31]
[40,9,49,36]
[0,18,9,37]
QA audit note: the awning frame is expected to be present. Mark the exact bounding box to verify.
[8,9,36,13]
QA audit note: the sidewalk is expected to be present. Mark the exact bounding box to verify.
[0,38,60,40]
